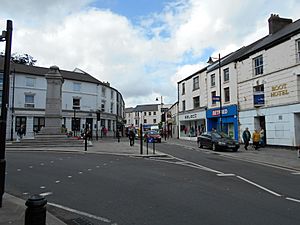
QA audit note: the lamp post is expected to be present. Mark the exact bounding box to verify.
[0,20,13,208]
[73,107,77,136]
[207,53,222,132]
[10,69,15,141]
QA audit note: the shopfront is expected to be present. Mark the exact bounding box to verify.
[179,111,206,141]
[206,105,238,140]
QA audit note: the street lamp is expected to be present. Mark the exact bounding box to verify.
[207,53,222,132]
[0,20,13,208]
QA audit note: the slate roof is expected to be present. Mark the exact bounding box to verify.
[134,104,159,112]
[0,56,102,84]
[207,17,300,72]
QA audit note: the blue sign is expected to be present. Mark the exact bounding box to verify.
[254,94,265,105]
[212,96,220,103]
[147,137,154,143]
[206,105,238,118]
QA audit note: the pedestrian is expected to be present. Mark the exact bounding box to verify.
[252,129,261,150]
[16,124,26,142]
[259,128,265,147]
[116,129,121,142]
[242,127,251,150]
[128,128,135,146]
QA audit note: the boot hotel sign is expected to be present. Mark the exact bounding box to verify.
[271,83,289,97]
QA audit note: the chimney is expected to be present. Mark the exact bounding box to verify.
[268,14,292,35]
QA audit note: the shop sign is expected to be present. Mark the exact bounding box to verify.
[184,113,197,120]
[212,108,228,116]
[271,83,289,97]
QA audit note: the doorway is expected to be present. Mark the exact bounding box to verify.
[254,116,266,145]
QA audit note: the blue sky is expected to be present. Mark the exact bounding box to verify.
[1,0,300,107]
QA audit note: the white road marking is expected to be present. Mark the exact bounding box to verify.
[40,192,53,197]
[40,186,46,189]
[237,176,282,197]
[23,192,29,195]
[286,197,300,203]
[29,166,33,169]
[96,166,100,168]
[291,172,300,175]
[17,169,21,172]
[48,202,111,223]
[59,158,63,161]
[68,176,72,178]
[78,171,83,174]
[217,173,236,177]
[40,163,44,166]
[55,180,60,184]
[87,168,92,171]
[50,161,54,163]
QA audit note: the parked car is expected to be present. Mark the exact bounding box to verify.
[197,132,239,152]
[144,130,162,143]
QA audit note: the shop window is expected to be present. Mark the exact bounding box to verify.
[33,117,45,133]
[253,55,263,75]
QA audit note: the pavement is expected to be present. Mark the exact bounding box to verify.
[1,137,300,224]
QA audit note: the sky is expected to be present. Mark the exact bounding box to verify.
[1,0,300,107]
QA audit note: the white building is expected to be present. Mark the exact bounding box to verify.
[0,60,125,139]
[176,14,300,147]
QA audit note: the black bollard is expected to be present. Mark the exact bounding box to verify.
[25,195,47,225]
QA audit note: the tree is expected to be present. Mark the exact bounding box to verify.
[11,53,37,66]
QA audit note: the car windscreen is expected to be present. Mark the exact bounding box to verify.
[147,130,159,135]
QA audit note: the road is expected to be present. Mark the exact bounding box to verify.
[5,144,300,225]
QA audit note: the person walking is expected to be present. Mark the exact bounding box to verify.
[242,127,251,150]
[16,124,26,142]
[252,129,261,150]
[128,128,135,146]
[259,128,265,147]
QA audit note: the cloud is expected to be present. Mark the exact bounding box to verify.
[1,0,300,108]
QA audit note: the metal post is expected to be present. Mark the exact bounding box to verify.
[0,20,13,208]
[25,195,47,225]
[84,121,87,151]
[218,53,222,132]
[146,139,148,155]
[153,141,155,154]
[73,108,76,137]
[140,123,143,155]
[10,69,15,141]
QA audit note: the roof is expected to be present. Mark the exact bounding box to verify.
[177,67,207,84]
[135,104,159,112]
[0,57,102,84]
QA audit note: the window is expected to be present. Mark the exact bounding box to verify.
[253,55,263,75]
[143,112,146,116]
[110,102,114,113]
[101,100,106,111]
[153,112,156,115]
[153,119,157,123]
[73,98,80,109]
[182,100,186,111]
[182,83,185,95]
[149,112,151,116]
[211,91,216,105]
[144,119,147,124]
[223,68,229,82]
[15,116,26,132]
[193,96,200,108]
[224,87,230,102]
[26,77,35,87]
[111,90,114,99]
[297,39,300,62]
[211,74,216,87]
[25,94,34,108]
[33,117,45,133]
[73,82,81,92]
[108,120,111,131]
[102,87,106,97]
[193,76,199,90]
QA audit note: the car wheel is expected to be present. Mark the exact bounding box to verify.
[212,143,216,151]
[232,147,239,152]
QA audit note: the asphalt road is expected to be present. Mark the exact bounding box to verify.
[5,148,300,225]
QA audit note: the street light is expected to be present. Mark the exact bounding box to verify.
[0,20,13,208]
[207,53,222,132]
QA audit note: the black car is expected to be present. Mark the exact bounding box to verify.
[197,132,239,152]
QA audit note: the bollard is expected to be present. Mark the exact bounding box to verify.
[297,146,300,158]
[25,195,47,225]
[153,141,155,154]
[146,139,149,155]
